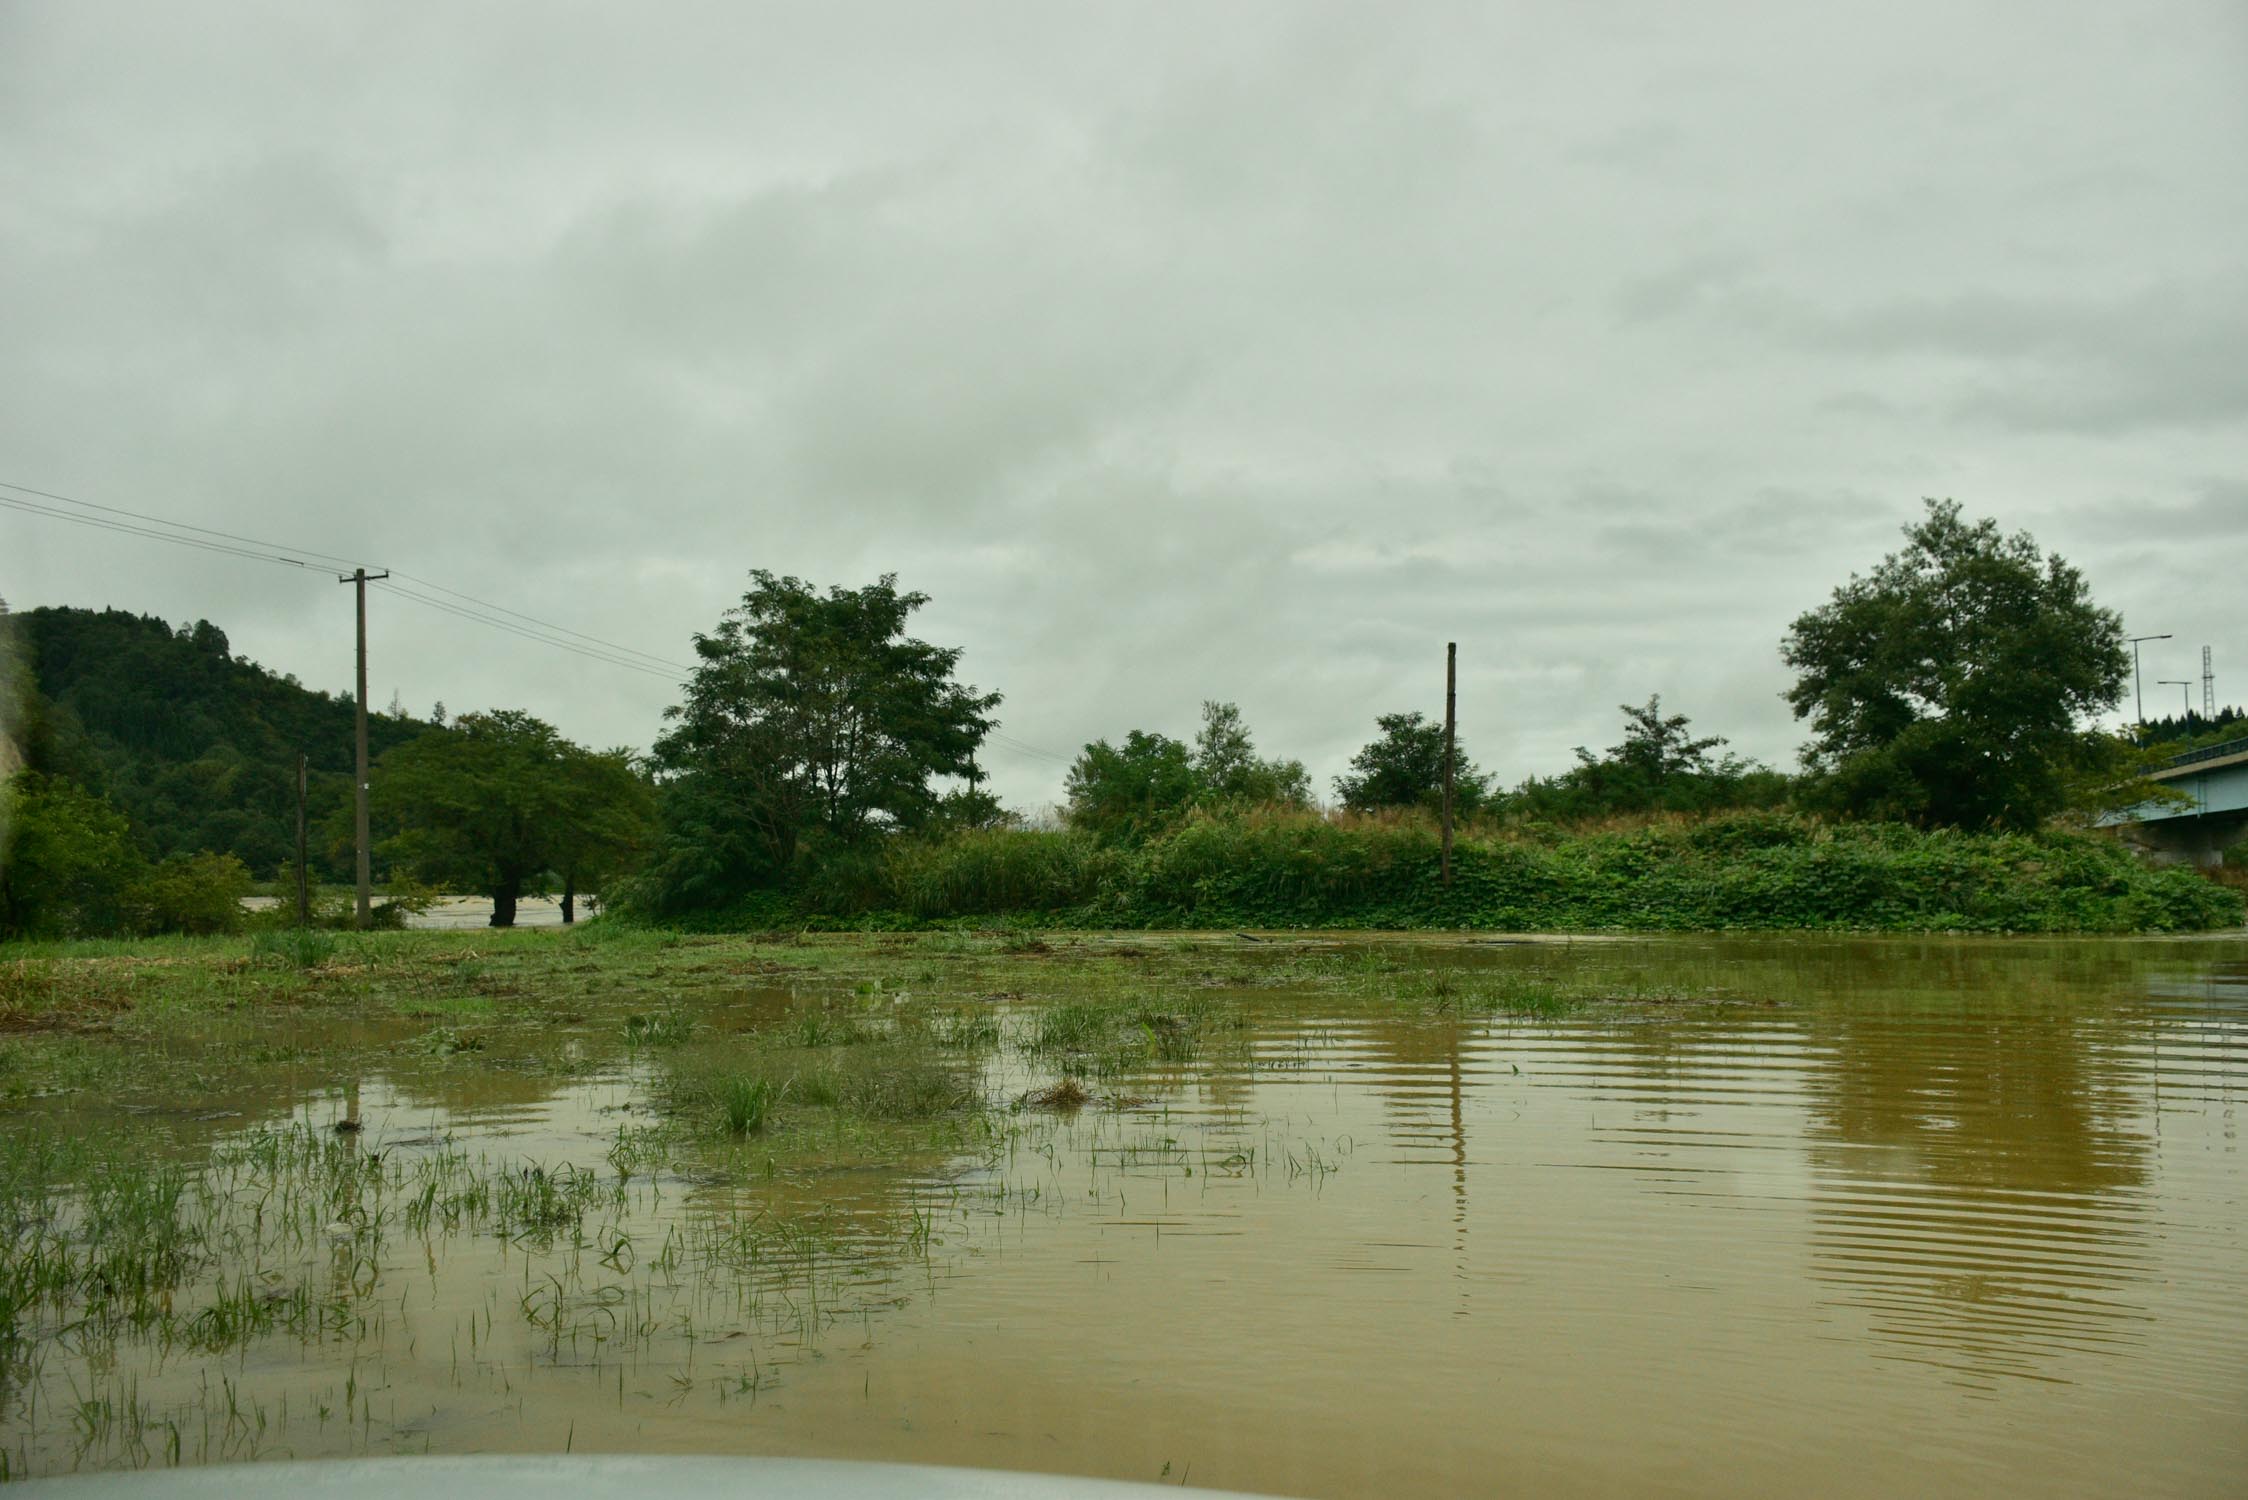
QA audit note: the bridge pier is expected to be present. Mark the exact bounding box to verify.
[2116,809,2248,869]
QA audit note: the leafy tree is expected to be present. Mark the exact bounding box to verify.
[1594,696,1726,788]
[931,784,1015,834]
[1066,702,1309,845]
[0,773,146,939]
[1066,730,1199,845]
[1192,701,1311,808]
[375,711,649,926]
[1333,711,1491,816]
[549,747,656,922]
[1782,500,2128,829]
[1506,696,1788,821]
[647,573,1000,905]
[2052,730,2195,828]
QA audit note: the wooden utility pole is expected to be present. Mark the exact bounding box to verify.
[1442,641,1457,888]
[338,567,389,930]
[294,753,310,927]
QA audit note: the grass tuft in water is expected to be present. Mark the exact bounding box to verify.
[624,1007,695,1049]
[717,1075,778,1136]
[1030,993,1238,1078]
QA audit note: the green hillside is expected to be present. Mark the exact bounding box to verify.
[3,606,430,877]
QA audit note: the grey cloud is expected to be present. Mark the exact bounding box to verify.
[3,0,2245,808]
[1614,254,1755,323]
[1748,281,2248,432]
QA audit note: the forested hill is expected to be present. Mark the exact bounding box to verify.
[4,606,431,876]
[2135,706,2246,749]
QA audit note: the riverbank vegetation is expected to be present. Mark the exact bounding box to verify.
[645,809,2241,934]
[6,503,2241,939]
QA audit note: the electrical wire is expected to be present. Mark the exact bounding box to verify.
[0,490,317,571]
[990,730,1073,763]
[3,475,687,679]
[5,476,1064,754]
[0,478,370,571]
[371,579,682,682]
[4,475,693,675]
[388,569,691,672]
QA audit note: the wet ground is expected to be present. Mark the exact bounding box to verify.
[1,932,2242,1496]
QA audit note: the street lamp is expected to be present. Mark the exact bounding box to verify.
[2129,633,2173,727]
[2159,680,2193,723]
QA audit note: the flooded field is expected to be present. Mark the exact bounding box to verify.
[0,930,2242,1496]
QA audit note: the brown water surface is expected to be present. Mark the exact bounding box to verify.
[4,935,2243,1496]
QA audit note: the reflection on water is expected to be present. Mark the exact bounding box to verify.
[4,937,2244,1498]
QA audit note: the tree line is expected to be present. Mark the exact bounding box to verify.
[1,500,2214,938]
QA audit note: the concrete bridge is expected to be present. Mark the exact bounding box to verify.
[2106,736,2248,867]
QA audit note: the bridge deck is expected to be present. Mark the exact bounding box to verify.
[2127,735,2248,823]
[2148,735,2248,781]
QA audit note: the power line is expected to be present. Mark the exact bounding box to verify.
[0,478,371,571]
[7,475,1065,756]
[388,569,690,672]
[3,475,687,680]
[990,729,1073,763]
[0,491,317,571]
[372,579,682,682]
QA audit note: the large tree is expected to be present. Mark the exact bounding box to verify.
[1066,702,1308,844]
[649,573,999,900]
[1191,701,1311,808]
[1332,711,1491,816]
[374,710,649,925]
[1781,499,2127,829]
[1065,730,1199,845]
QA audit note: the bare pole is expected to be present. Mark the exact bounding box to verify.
[339,567,389,930]
[294,753,310,927]
[1442,641,1457,888]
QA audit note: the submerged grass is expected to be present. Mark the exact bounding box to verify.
[0,920,1742,1433]
[2,920,2194,1480]
[666,1040,979,1139]
[1029,991,1242,1078]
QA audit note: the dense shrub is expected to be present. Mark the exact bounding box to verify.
[125,852,252,936]
[4,773,263,939]
[663,808,2241,935]
[0,774,146,939]
[880,828,1112,918]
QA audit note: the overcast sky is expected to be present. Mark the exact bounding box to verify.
[4,2,2244,809]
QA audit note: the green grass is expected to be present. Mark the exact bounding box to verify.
[249,926,339,970]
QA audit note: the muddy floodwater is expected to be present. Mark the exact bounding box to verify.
[2,932,2243,1496]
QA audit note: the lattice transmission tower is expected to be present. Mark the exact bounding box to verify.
[2204,645,2216,719]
